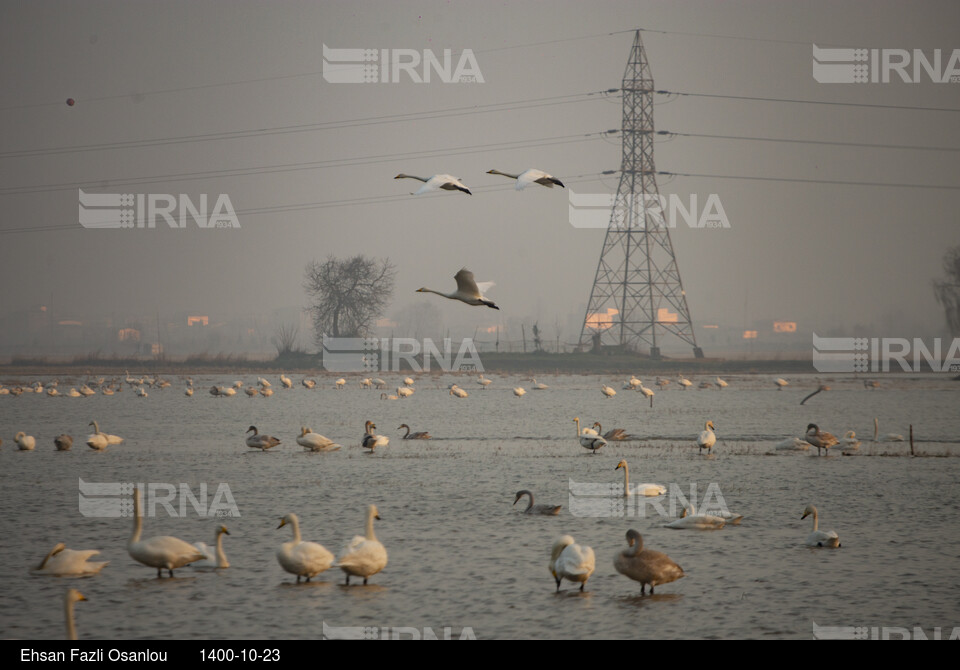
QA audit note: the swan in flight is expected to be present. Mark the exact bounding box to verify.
[277,513,334,582]
[297,427,341,451]
[15,431,36,451]
[615,460,666,497]
[362,421,389,451]
[127,488,206,577]
[801,505,841,547]
[601,385,616,398]
[34,543,109,576]
[398,424,431,439]
[698,421,716,455]
[573,417,606,453]
[338,504,388,585]
[514,490,561,515]
[614,530,685,595]
[873,418,904,442]
[665,505,726,530]
[417,268,499,310]
[54,434,73,451]
[513,387,526,397]
[775,378,789,390]
[592,422,634,441]
[549,535,595,592]
[246,426,281,451]
[64,589,87,641]
[486,168,565,190]
[395,173,471,195]
[804,423,838,456]
[193,525,230,569]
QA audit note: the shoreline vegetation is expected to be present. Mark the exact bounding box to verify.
[0,351,957,377]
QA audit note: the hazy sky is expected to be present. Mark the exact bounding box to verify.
[1,0,958,352]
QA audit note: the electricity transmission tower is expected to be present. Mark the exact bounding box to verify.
[579,30,703,359]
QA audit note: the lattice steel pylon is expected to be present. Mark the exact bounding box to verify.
[578,30,704,359]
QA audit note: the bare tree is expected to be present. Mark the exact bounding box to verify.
[304,255,396,341]
[272,322,301,357]
[933,245,960,336]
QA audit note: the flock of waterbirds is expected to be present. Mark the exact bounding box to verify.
[11,368,909,639]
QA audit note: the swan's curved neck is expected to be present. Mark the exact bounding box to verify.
[574,418,581,440]
[809,509,819,532]
[37,546,59,570]
[365,510,377,541]
[621,463,630,495]
[91,421,100,434]
[490,170,520,179]
[129,490,143,545]
[630,534,644,556]
[399,174,428,183]
[874,417,879,441]
[402,425,410,438]
[65,599,77,641]
[215,531,228,568]
[289,516,302,544]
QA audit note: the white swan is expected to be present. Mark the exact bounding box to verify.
[613,530,685,595]
[193,526,230,569]
[301,379,316,389]
[135,386,148,398]
[601,385,616,398]
[246,425,281,450]
[775,378,789,390]
[486,168,564,190]
[715,376,728,389]
[297,427,342,452]
[280,374,292,388]
[637,382,655,407]
[513,387,526,397]
[801,505,841,548]
[338,504,388,585]
[514,490,562,515]
[397,386,414,398]
[15,431,36,450]
[549,535,595,592]
[277,513,334,582]
[476,374,492,389]
[573,417,606,453]
[127,487,206,577]
[335,378,346,389]
[774,437,810,451]
[665,505,726,530]
[677,376,692,390]
[261,387,274,397]
[417,268,499,309]
[805,423,838,456]
[34,543,109,576]
[531,379,549,390]
[874,418,904,442]
[244,387,259,397]
[615,460,666,497]
[698,421,716,454]
[395,172,471,195]
[403,377,415,387]
[85,422,108,451]
[839,430,861,452]
[449,386,468,398]
[362,421,389,451]
[88,421,123,446]
[66,388,82,397]
[64,589,86,641]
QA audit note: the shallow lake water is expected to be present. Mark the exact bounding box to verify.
[1,372,958,640]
